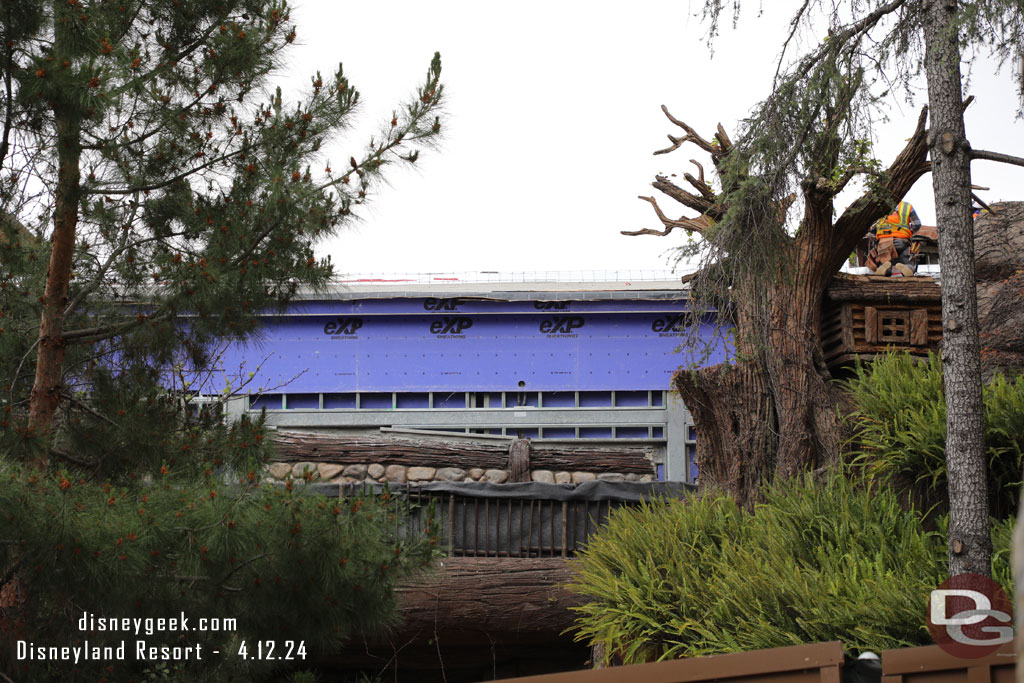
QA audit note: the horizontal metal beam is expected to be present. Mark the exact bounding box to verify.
[259,407,669,428]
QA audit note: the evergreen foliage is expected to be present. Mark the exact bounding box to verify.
[844,352,1024,519]
[0,458,438,680]
[567,471,1013,665]
[0,1,446,680]
[0,0,444,455]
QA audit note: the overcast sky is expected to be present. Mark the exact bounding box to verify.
[278,1,1024,277]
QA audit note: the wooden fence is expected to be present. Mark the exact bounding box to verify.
[338,482,634,558]
[498,641,848,683]
[496,640,1016,683]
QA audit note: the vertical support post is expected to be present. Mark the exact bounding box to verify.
[447,494,454,558]
[509,438,531,483]
[666,392,691,482]
[561,501,568,558]
[506,499,512,558]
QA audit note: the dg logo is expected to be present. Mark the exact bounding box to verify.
[927,573,1013,658]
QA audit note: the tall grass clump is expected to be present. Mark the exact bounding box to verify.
[844,352,1024,518]
[567,471,1012,664]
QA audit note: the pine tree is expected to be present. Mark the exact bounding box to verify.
[0,0,444,467]
[0,2,444,680]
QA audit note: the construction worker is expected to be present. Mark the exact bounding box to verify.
[868,201,921,277]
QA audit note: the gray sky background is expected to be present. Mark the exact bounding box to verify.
[278,1,1024,276]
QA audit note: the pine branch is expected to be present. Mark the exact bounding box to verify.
[50,446,99,469]
[82,148,245,196]
[64,195,142,317]
[780,0,909,88]
[61,308,172,343]
[60,391,121,428]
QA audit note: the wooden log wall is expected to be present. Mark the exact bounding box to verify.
[821,275,943,370]
[825,274,942,303]
[271,430,655,474]
[395,558,581,638]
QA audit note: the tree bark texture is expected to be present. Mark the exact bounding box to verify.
[674,361,774,508]
[922,0,991,576]
[654,108,931,505]
[974,202,1024,380]
[394,558,580,638]
[272,430,656,475]
[326,558,588,677]
[27,109,80,457]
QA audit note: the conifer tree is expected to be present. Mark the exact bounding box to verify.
[0,0,444,468]
[0,2,445,680]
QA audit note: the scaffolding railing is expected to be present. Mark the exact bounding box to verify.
[329,269,697,285]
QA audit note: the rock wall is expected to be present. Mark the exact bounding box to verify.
[266,429,658,486]
[264,461,654,485]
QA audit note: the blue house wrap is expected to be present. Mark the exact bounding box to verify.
[206,277,727,482]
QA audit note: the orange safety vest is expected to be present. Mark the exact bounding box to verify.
[874,202,915,240]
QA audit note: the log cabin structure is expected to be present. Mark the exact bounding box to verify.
[821,274,943,373]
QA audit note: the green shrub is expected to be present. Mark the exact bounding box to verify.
[844,352,1024,517]
[567,471,1012,664]
[0,464,438,681]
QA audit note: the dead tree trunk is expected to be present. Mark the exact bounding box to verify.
[394,558,580,637]
[674,361,773,507]
[627,106,930,504]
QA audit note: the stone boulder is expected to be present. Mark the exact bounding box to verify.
[385,465,407,483]
[343,464,368,480]
[531,470,555,484]
[435,467,466,482]
[317,464,344,481]
[407,466,437,482]
[483,469,509,484]
[268,462,293,480]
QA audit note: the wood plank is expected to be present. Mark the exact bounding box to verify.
[910,309,929,346]
[864,306,879,344]
[826,274,941,303]
[841,304,854,351]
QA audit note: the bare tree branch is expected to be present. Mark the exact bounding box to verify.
[652,176,720,217]
[971,193,997,215]
[689,159,706,185]
[622,196,714,236]
[684,163,716,201]
[655,106,721,157]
